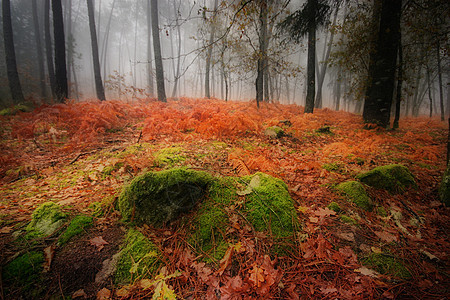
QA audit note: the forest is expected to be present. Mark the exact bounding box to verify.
[0,0,449,299]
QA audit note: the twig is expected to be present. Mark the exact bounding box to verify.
[137,130,143,144]
[69,150,96,165]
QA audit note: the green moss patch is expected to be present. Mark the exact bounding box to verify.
[362,253,411,279]
[327,201,341,213]
[439,167,450,207]
[340,215,358,225]
[336,181,373,211]
[264,126,284,138]
[115,229,162,284]
[2,251,44,287]
[356,164,416,193]
[154,147,187,167]
[26,202,67,238]
[58,215,93,246]
[118,168,213,227]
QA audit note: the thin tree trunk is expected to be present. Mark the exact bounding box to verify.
[427,66,433,118]
[256,0,267,108]
[32,0,47,100]
[150,0,166,102]
[45,0,56,99]
[171,1,182,99]
[304,0,317,113]
[393,31,402,129]
[65,0,72,97]
[436,40,444,121]
[52,0,68,102]
[205,0,218,98]
[87,0,105,100]
[146,0,154,97]
[3,0,24,104]
[101,0,115,85]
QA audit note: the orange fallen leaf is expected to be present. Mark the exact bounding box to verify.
[96,287,111,300]
[90,236,109,251]
[218,246,233,275]
[43,245,55,272]
[72,289,87,299]
[0,226,13,233]
[249,264,265,287]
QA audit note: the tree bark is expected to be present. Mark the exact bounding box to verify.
[2,0,25,104]
[363,0,402,127]
[436,40,444,121]
[44,0,56,99]
[150,0,167,102]
[393,31,403,129]
[52,0,68,102]
[32,0,47,100]
[146,0,154,97]
[304,0,317,114]
[205,0,218,99]
[256,0,268,108]
[87,0,105,100]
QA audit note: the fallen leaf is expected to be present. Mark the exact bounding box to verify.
[218,245,234,275]
[249,264,265,288]
[371,246,382,254]
[374,231,398,243]
[313,207,336,217]
[72,289,87,299]
[138,278,153,290]
[320,286,338,295]
[309,216,319,223]
[96,287,111,300]
[90,236,109,251]
[355,266,378,277]
[116,285,132,297]
[43,245,55,272]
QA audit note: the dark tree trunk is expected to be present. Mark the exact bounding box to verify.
[87,0,105,100]
[205,0,218,99]
[32,0,47,100]
[44,0,56,98]
[2,0,24,104]
[304,0,317,114]
[427,66,433,118]
[436,40,444,121]
[256,0,267,108]
[362,0,402,127]
[52,0,68,102]
[146,0,154,97]
[150,0,167,102]
[393,31,403,129]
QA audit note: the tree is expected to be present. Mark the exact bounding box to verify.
[44,0,56,98]
[280,0,335,113]
[87,0,106,100]
[362,0,402,127]
[32,0,47,100]
[2,0,25,104]
[256,0,268,108]
[146,0,154,97]
[205,0,219,99]
[150,0,166,102]
[52,0,68,102]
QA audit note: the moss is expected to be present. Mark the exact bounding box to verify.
[58,215,93,246]
[115,229,162,284]
[376,206,388,217]
[336,181,373,211]
[88,201,104,217]
[264,126,284,138]
[327,201,341,213]
[439,167,450,207]
[26,202,67,238]
[340,215,358,225]
[322,163,342,173]
[356,164,416,193]
[0,103,33,116]
[362,253,411,279]
[118,168,213,227]
[154,147,187,167]
[2,251,44,287]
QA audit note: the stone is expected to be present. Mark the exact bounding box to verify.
[356,164,416,193]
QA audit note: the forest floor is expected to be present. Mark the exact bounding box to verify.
[0,98,449,299]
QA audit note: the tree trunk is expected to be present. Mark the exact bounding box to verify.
[32,0,47,100]
[256,0,268,108]
[393,31,402,129]
[427,66,433,118]
[205,0,218,99]
[146,0,154,97]
[171,1,182,99]
[45,0,56,99]
[362,0,402,127]
[52,0,68,102]
[87,0,105,100]
[150,0,166,102]
[436,40,444,121]
[304,0,317,114]
[2,0,25,104]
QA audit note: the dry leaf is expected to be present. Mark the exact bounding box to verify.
[72,289,87,299]
[116,285,132,297]
[374,230,398,243]
[138,278,153,290]
[96,287,111,300]
[249,264,265,287]
[218,246,234,275]
[90,236,109,251]
[355,266,378,277]
[309,216,319,223]
[43,245,55,272]
[0,226,13,234]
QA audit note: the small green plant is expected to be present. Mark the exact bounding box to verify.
[340,215,358,225]
[327,202,341,213]
[58,215,93,246]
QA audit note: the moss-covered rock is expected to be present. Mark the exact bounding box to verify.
[115,229,162,284]
[356,164,416,193]
[362,253,411,279]
[2,251,44,287]
[26,202,67,238]
[264,126,284,138]
[327,201,341,213]
[336,181,373,211]
[118,168,213,227]
[340,215,358,225]
[58,215,93,246]
[439,167,450,207]
[154,147,187,167]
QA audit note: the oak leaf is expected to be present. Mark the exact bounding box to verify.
[90,236,109,251]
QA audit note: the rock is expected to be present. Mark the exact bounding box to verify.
[118,168,213,227]
[26,202,67,238]
[356,164,416,193]
[336,181,373,211]
[439,166,450,207]
[264,126,284,138]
